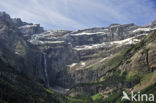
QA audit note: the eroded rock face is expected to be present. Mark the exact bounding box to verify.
[45,43,79,86]
[64,24,136,46]
[67,31,156,97]
[12,18,29,27]
[0,12,44,38]
[0,12,45,81]
[19,24,44,36]
[26,18,156,89]
[1,12,156,91]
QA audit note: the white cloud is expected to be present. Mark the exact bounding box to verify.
[0,0,156,30]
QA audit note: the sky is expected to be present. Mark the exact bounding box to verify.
[0,0,156,30]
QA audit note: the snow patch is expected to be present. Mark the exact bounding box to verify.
[19,24,38,29]
[74,42,107,51]
[71,31,107,36]
[110,37,140,45]
[133,27,156,33]
[74,35,142,51]
[67,62,86,70]
[86,57,108,68]
[81,62,86,66]
[67,63,77,68]
[15,51,20,55]
[29,40,64,45]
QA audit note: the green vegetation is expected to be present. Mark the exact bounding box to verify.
[91,93,101,100]
[0,58,63,103]
[100,91,122,103]
[68,31,156,102]
[0,58,96,103]
[0,29,156,103]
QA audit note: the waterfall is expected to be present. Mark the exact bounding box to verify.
[43,54,49,87]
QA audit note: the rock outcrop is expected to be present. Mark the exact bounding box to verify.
[67,31,156,98]
[0,12,45,81]
[0,11,156,103]
[28,18,156,89]
[1,11,156,92]
[19,24,44,36]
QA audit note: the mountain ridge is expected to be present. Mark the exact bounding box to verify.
[0,11,156,103]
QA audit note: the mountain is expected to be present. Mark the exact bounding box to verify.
[0,12,45,83]
[28,18,156,89]
[67,30,156,102]
[0,12,156,103]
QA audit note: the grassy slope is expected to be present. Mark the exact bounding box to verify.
[93,31,156,103]
[67,31,156,103]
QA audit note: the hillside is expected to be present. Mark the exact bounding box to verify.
[0,12,155,103]
[67,30,156,103]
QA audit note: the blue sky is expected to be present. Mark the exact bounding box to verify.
[0,0,156,30]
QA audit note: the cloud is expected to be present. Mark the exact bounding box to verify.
[0,0,156,30]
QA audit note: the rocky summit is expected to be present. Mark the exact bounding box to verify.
[0,12,156,103]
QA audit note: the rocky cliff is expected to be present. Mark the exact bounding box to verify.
[1,11,155,90]
[28,18,156,89]
[0,12,45,82]
[0,11,156,103]
[67,30,156,102]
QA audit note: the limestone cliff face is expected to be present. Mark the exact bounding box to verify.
[12,18,29,27]
[67,23,138,46]
[19,24,44,36]
[28,19,156,89]
[44,42,79,86]
[0,12,45,81]
[67,31,156,97]
[1,12,156,93]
